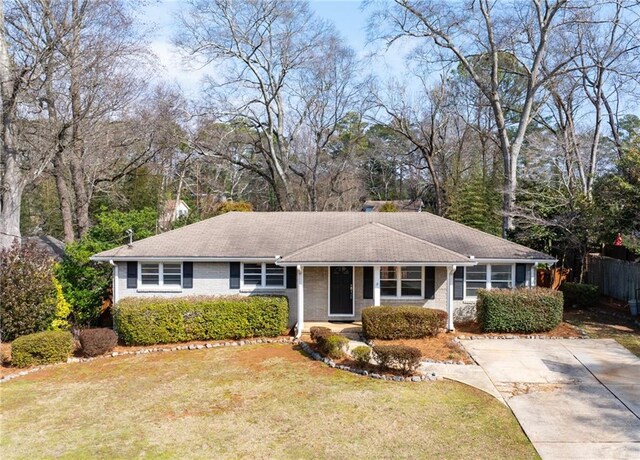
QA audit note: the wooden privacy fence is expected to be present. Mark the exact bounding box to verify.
[585,254,640,302]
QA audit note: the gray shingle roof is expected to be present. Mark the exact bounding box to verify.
[91,212,554,262]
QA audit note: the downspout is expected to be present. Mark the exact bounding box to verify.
[109,260,118,305]
[447,265,457,332]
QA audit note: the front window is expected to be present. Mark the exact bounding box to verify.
[381,266,423,298]
[141,263,160,285]
[139,262,182,287]
[242,263,285,288]
[490,265,512,289]
[465,265,487,297]
[465,264,514,298]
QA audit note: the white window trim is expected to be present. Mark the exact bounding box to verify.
[380,266,424,299]
[464,263,515,300]
[137,261,183,291]
[240,262,286,289]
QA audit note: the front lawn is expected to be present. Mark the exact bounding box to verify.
[0,344,537,459]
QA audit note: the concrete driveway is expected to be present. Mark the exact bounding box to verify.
[462,339,640,459]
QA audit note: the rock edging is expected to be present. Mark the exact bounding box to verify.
[297,340,441,382]
[0,336,295,383]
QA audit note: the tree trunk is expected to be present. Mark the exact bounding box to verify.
[68,0,90,238]
[52,150,75,243]
[0,6,22,248]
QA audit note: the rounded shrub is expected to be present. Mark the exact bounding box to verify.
[352,345,372,367]
[560,282,599,309]
[11,330,75,368]
[113,295,289,345]
[362,306,447,340]
[310,326,331,342]
[477,288,563,333]
[79,328,118,357]
[373,345,422,375]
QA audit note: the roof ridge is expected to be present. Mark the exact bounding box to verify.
[371,223,469,259]
[280,223,373,260]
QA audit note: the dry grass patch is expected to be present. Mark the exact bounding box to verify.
[564,309,640,357]
[0,344,537,459]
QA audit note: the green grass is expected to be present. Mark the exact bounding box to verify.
[0,344,537,459]
[565,310,640,357]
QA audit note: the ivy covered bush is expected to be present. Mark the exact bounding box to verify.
[362,306,447,340]
[113,296,289,345]
[560,282,599,309]
[477,288,563,333]
[11,330,75,368]
[309,327,348,359]
[0,241,57,341]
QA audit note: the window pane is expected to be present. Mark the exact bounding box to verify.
[243,263,262,285]
[401,280,421,296]
[163,263,181,286]
[491,281,511,289]
[380,266,396,280]
[141,263,159,285]
[465,281,485,297]
[466,265,487,281]
[265,264,284,286]
[381,280,397,296]
[491,265,512,281]
[401,266,422,280]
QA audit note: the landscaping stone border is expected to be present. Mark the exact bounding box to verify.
[0,337,295,383]
[362,336,474,366]
[297,340,441,382]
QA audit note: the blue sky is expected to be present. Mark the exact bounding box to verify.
[140,0,410,97]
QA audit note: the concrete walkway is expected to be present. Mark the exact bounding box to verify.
[463,339,640,459]
[419,362,505,403]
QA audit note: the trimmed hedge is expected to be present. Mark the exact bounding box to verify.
[113,296,289,345]
[560,282,599,309]
[11,330,75,368]
[362,306,447,340]
[79,328,118,357]
[373,345,422,375]
[477,288,563,333]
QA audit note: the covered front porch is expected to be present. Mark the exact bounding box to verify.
[288,264,462,338]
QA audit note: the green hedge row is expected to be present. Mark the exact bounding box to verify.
[560,282,599,309]
[477,288,563,333]
[113,296,289,345]
[362,306,447,340]
[12,330,75,368]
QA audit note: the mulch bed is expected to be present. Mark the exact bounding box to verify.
[453,321,583,338]
[369,334,473,364]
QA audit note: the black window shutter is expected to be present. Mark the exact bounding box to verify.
[363,267,373,299]
[183,262,193,288]
[453,267,464,300]
[515,263,527,287]
[127,262,137,289]
[286,266,297,289]
[424,267,436,299]
[229,262,240,289]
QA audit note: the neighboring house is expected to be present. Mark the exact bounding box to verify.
[22,235,66,261]
[159,199,190,230]
[362,199,423,212]
[91,212,555,336]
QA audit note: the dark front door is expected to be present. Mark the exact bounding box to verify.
[330,266,353,315]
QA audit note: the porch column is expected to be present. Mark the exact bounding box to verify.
[296,265,304,338]
[446,265,456,331]
[373,266,381,306]
[530,263,537,287]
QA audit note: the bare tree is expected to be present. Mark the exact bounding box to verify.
[177,0,361,210]
[373,0,584,236]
